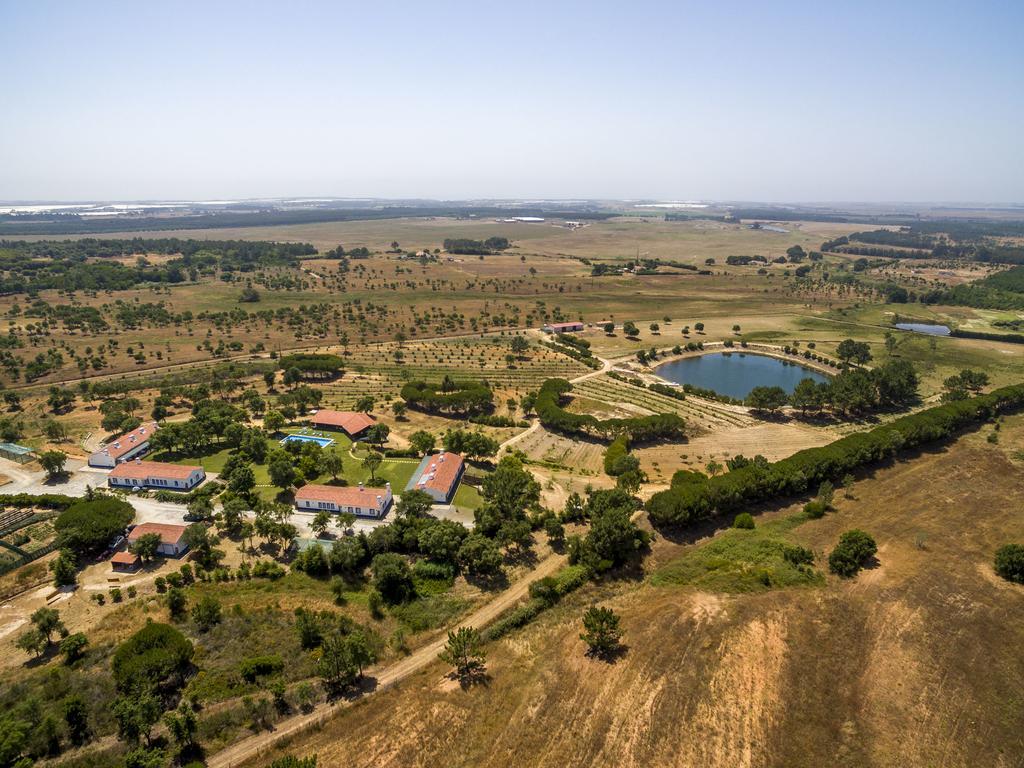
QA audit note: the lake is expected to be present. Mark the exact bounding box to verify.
[656,352,829,400]
[894,322,951,336]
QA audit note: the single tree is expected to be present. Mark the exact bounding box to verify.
[40,449,68,478]
[438,626,486,679]
[362,451,383,483]
[580,605,623,658]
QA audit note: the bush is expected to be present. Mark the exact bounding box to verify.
[732,513,755,529]
[240,655,285,682]
[994,544,1024,584]
[828,530,877,577]
[803,500,827,519]
[783,544,815,566]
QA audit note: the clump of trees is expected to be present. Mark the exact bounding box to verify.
[443,237,510,255]
[278,353,345,381]
[54,495,134,557]
[400,377,494,416]
[648,383,1024,528]
[535,378,685,442]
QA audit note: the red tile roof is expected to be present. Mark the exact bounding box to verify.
[412,452,464,496]
[98,422,159,460]
[110,460,202,481]
[311,410,376,435]
[295,483,390,509]
[127,522,188,546]
[111,551,140,565]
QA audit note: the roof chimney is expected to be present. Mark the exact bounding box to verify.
[385,482,391,490]
[358,482,364,491]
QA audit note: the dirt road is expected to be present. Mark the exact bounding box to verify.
[208,550,567,768]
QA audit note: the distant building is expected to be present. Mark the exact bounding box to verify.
[127,522,189,558]
[89,422,159,468]
[404,450,465,504]
[108,460,205,491]
[295,482,393,518]
[542,321,584,334]
[310,409,376,438]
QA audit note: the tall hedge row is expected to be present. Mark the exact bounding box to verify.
[536,379,685,442]
[647,383,1024,528]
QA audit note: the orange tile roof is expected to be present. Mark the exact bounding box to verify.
[111,551,140,565]
[310,410,375,434]
[98,422,159,460]
[413,452,464,495]
[127,522,188,546]
[295,483,390,509]
[110,460,202,481]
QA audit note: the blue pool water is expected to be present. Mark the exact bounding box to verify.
[281,434,335,448]
[656,352,829,400]
[894,322,951,336]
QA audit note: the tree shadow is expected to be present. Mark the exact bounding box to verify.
[586,643,629,664]
[465,570,509,592]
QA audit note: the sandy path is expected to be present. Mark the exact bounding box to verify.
[208,550,567,768]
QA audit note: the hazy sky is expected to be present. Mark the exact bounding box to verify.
[2,0,1022,203]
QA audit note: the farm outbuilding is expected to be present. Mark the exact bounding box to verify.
[127,522,189,558]
[110,551,141,572]
[0,442,35,464]
[542,321,584,334]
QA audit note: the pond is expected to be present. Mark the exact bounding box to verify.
[656,352,829,400]
[894,322,951,336]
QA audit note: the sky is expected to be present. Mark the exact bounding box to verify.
[1,0,1022,203]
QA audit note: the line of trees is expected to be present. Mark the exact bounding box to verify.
[647,382,1024,528]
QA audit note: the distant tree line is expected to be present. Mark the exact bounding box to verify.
[442,237,511,255]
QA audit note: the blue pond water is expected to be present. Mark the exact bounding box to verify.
[894,322,951,336]
[281,434,335,448]
[656,352,829,400]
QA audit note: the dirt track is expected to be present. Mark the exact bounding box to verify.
[208,550,567,768]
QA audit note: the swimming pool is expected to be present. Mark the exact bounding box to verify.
[280,434,335,448]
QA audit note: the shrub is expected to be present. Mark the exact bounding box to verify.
[803,500,827,519]
[994,544,1024,584]
[732,513,755,529]
[240,655,285,682]
[828,530,877,577]
[783,544,815,566]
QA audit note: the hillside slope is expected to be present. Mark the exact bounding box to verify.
[247,422,1024,768]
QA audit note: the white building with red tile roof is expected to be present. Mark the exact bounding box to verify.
[108,460,205,491]
[310,409,376,438]
[127,522,190,557]
[405,451,465,503]
[89,422,159,468]
[295,482,393,518]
